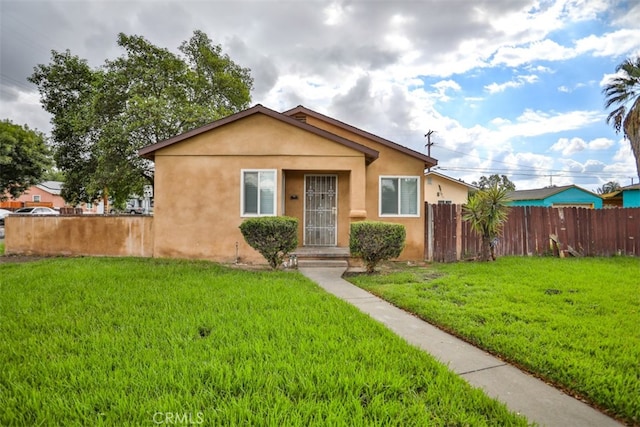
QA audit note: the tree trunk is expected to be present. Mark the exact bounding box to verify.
[103,188,109,214]
[480,236,492,261]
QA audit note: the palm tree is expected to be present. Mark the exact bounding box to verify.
[463,184,510,261]
[603,56,640,181]
[596,180,621,195]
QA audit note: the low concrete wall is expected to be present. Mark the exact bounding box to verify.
[4,215,154,258]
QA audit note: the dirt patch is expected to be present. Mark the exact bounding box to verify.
[0,254,53,264]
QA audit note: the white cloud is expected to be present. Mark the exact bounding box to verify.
[323,2,351,26]
[485,74,539,94]
[612,138,634,162]
[431,79,461,101]
[550,136,612,155]
[0,90,50,133]
[551,137,587,155]
[562,0,611,21]
[583,159,606,172]
[588,137,614,150]
[485,80,521,94]
[575,28,640,57]
[491,39,575,68]
[497,109,602,139]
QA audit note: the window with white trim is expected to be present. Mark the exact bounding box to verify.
[32,195,41,202]
[241,170,276,216]
[380,176,419,216]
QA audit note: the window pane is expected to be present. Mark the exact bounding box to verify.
[400,178,418,215]
[259,171,275,215]
[244,172,258,214]
[381,178,398,215]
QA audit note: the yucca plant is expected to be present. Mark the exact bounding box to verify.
[463,184,510,261]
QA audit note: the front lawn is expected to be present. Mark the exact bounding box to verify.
[0,257,529,426]
[347,256,640,425]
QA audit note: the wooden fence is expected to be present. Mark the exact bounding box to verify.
[426,204,640,262]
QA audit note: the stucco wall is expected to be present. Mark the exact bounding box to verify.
[4,215,153,257]
[304,114,427,260]
[152,115,368,264]
[623,189,640,208]
[151,112,428,263]
[424,174,470,205]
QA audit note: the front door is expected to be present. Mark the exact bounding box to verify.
[304,175,337,246]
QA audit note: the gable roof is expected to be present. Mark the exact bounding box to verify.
[36,181,63,195]
[138,104,380,163]
[425,171,477,190]
[600,183,640,199]
[283,105,437,168]
[508,185,600,201]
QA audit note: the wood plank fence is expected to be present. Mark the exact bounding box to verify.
[426,204,640,262]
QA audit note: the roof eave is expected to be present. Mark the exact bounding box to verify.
[283,105,437,168]
[138,104,380,163]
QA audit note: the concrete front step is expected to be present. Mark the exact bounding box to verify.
[292,247,350,259]
[297,259,349,268]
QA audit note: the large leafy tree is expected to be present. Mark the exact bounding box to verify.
[472,174,516,191]
[0,120,51,200]
[463,184,511,261]
[29,30,253,208]
[603,56,640,181]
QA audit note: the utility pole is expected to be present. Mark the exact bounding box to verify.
[425,130,435,172]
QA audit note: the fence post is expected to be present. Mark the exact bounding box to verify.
[426,203,434,261]
[456,204,462,261]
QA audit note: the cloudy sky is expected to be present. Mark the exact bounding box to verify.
[2,0,639,190]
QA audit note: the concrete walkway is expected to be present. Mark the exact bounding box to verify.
[299,266,622,427]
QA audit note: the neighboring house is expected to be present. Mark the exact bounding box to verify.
[507,185,603,209]
[424,171,477,205]
[601,183,640,208]
[139,104,437,264]
[2,181,101,213]
[11,181,65,209]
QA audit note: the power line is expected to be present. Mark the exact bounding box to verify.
[436,166,631,181]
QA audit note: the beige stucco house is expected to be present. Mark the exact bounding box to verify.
[424,171,477,205]
[139,104,437,264]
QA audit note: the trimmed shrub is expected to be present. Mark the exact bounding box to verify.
[239,216,299,269]
[350,221,406,273]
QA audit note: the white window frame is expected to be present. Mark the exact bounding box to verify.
[32,195,41,202]
[241,169,277,217]
[379,176,420,217]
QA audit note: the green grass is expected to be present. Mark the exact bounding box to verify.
[0,242,4,255]
[347,257,640,425]
[0,257,529,426]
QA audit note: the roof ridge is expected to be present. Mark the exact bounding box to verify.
[282,105,437,167]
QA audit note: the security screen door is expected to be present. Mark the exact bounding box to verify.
[304,175,337,246]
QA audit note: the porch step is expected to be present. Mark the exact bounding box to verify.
[292,246,350,269]
[297,259,349,268]
[292,247,350,259]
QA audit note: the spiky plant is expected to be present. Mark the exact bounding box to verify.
[463,184,510,261]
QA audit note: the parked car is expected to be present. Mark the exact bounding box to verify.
[127,206,144,214]
[13,207,60,215]
[0,208,11,225]
[109,206,143,215]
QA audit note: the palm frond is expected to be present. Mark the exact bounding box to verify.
[603,56,640,179]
